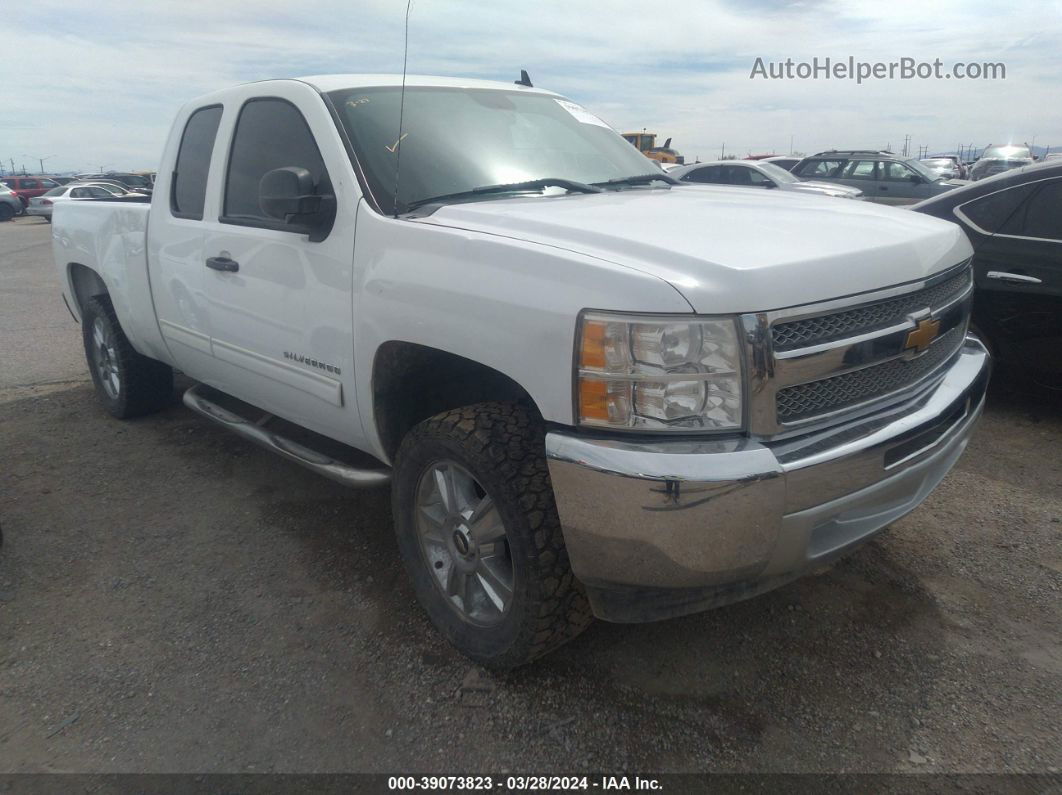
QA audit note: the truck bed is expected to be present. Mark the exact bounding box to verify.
[52,199,171,365]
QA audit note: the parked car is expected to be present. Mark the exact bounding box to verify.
[791,150,963,205]
[51,74,988,668]
[761,156,799,171]
[0,176,61,208]
[671,159,864,199]
[969,144,1034,181]
[0,183,23,221]
[912,161,1062,388]
[920,156,969,181]
[75,172,154,195]
[75,181,149,197]
[26,183,129,221]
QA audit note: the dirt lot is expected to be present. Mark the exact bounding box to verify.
[0,217,1059,774]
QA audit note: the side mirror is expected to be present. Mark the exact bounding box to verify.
[762,180,778,188]
[908,173,923,184]
[259,167,335,241]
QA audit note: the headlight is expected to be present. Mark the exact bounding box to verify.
[575,311,743,432]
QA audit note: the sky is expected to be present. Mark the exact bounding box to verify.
[3,0,1061,174]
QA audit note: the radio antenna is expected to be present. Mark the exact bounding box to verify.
[393,0,413,218]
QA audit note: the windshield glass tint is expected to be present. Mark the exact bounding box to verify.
[329,86,658,212]
[757,162,798,183]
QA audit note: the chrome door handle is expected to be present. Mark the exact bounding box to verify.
[986,270,1042,285]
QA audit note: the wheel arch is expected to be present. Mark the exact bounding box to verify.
[371,341,541,463]
[66,262,110,320]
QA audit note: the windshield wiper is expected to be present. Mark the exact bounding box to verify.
[405,178,602,212]
[593,173,680,188]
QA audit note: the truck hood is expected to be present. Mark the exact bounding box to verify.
[416,186,972,314]
[789,180,863,198]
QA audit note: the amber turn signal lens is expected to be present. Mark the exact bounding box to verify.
[577,378,610,422]
[579,320,607,370]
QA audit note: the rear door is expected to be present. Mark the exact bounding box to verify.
[837,159,881,198]
[968,178,1062,385]
[147,103,225,376]
[198,82,362,445]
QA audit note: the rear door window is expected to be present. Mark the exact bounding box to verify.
[843,160,878,180]
[172,105,223,220]
[999,180,1062,241]
[796,159,844,178]
[957,183,1039,233]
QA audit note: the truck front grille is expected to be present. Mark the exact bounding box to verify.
[742,261,974,436]
[772,268,971,351]
[775,326,965,422]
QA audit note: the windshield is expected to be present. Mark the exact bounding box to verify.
[981,145,1031,160]
[757,162,799,184]
[904,158,943,181]
[42,186,67,197]
[328,86,662,212]
[921,159,954,168]
[89,183,125,194]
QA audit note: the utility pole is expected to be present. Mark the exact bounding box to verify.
[719,141,725,159]
[789,134,794,155]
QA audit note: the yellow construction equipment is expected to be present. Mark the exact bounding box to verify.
[622,131,685,164]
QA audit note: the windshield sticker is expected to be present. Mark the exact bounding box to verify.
[554,99,612,129]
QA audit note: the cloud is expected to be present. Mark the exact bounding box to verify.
[2,0,1060,173]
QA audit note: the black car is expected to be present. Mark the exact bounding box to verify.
[912,161,1062,388]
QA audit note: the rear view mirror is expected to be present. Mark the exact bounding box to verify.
[259,167,335,241]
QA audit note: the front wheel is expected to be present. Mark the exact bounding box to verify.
[81,295,173,418]
[0,203,14,222]
[392,402,592,669]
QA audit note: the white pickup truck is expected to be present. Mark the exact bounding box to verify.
[53,74,990,668]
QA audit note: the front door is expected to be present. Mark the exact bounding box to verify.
[199,84,362,446]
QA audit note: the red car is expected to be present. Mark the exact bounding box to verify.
[0,176,61,208]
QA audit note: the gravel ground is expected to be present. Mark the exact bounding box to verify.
[0,218,1059,774]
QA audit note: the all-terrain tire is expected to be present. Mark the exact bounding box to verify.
[81,295,173,418]
[392,401,592,669]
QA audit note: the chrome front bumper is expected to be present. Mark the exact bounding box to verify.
[545,335,991,622]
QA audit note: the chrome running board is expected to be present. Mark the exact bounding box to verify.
[182,384,391,488]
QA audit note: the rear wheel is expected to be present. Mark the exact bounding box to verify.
[81,295,173,418]
[0,204,13,222]
[392,402,592,669]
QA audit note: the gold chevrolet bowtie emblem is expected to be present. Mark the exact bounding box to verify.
[905,316,940,353]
